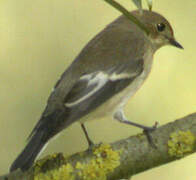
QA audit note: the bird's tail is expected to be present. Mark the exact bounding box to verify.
[10,130,48,172]
[10,108,70,172]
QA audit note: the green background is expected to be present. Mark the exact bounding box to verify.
[0,0,195,179]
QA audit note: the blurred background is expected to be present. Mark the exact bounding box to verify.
[0,0,195,179]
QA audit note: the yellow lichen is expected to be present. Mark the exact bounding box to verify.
[33,153,74,180]
[168,130,196,158]
[32,144,121,179]
[34,163,74,180]
[76,144,120,180]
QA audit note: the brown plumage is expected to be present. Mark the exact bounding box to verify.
[10,10,182,172]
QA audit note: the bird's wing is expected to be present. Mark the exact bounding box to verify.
[29,16,147,138]
[63,58,144,123]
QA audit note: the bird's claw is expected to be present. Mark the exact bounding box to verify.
[143,121,158,148]
[87,142,103,152]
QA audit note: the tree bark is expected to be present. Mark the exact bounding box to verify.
[0,113,196,180]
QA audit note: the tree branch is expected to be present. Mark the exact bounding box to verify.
[1,113,196,180]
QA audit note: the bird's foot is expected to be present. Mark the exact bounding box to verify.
[87,139,96,150]
[87,141,103,152]
[143,121,158,148]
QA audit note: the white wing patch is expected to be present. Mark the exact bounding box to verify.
[65,71,133,108]
[65,72,109,107]
[109,72,132,81]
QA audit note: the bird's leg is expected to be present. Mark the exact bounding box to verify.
[114,110,158,148]
[81,123,94,148]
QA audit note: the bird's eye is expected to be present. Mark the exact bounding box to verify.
[157,23,166,32]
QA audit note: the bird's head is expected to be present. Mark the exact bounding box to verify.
[133,10,183,50]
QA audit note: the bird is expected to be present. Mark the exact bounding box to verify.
[10,9,183,172]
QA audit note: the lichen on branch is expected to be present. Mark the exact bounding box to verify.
[1,113,196,180]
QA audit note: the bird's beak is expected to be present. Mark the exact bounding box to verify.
[169,38,184,49]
